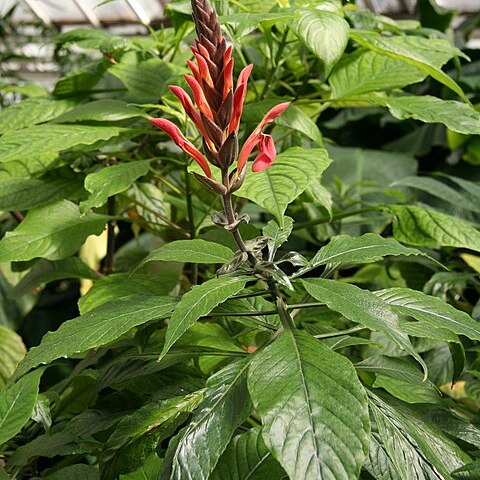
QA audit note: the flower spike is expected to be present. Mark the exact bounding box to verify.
[150,0,290,192]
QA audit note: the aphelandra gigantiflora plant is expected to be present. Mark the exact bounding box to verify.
[150,0,293,322]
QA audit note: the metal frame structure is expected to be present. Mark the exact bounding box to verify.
[13,1,478,27]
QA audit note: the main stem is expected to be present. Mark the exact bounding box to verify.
[221,179,295,330]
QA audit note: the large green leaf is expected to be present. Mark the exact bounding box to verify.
[110,52,181,101]
[329,37,456,99]
[78,273,177,314]
[210,428,285,480]
[236,147,331,227]
[11,258,98,298]
[248,329,369,480]
[120,455,163,480]
[367,392,470,479]
[12,295,177,380]
[0,200,110,262]
[356,356,430,387]
[55,27,130,51]
[80,160,151,212]
[43,464,99,480]
[291,9,349,76]
[0,124,126,177]
[376,288,480,342]
[294,233,432,278]
[302,279,426,371]
[393,176,480,213]
[0,98,76,135]
[161,276,249,358]
[6,431,100,468]
[139,239,234,268]
[105,391,204,452]
[0,170,85,211]
[163,358,252,480]
[324,146,417,202]
[349,31,468,102]
[53,99,147,123]
[0,326,26,388]
[386,96,480,135]
[387,205,480,253]
[0,369,43,446]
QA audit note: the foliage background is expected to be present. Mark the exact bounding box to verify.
[0,0,480,478]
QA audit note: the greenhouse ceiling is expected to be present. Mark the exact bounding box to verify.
[0,0,478,27]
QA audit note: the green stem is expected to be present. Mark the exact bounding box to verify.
[314,326,366,339]
[103,196,116,275]
[293,207,379,231]
[221,188,296,331]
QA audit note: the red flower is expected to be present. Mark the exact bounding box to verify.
[237,102,291,173]
[149,0,290,191]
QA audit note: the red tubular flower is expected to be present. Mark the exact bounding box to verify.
[252,134,276,172]
[237,101,291,173]
[150,118,212,178]
[149,0,290,191]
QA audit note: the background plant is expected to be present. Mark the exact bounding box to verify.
[0,0,480,479]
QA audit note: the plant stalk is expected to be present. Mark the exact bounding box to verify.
[104,196,116,275]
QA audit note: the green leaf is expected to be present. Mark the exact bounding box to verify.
[325,146,417,202]
[263,216,294,261]
[106,391,204,451]
[0,170,85,211]
[0,369,43,446]
[55,28,130,52]
[386,96,480,135]
[110,52,181,101]
[367,391,470,479]
[7,431,100,468]
[248,329,369,480]
[329,39,456,99]
[120,455,163,480]
[44,464,99,480]
[163,358,253,480]
[291,9,349,76]
[210,428,286,480]
[78,273,177,314]
[0,98,76,135]
[0,200,110,262]
[11,258,98,298]
[139,239,234,268]
[393,176,480,213]
[80,160,151,212]
[53,62,106,97]
[53,99,148,123]
[356,356,431,386]
[220,12,292,40]
[302,279,427,372]
[12,295,177,381]
[376,288,480,342]
[161,276,249,358]
[0,469,10,479]
[349,30,468,102]
[443,174,480,200]
[294,233,433,278]
[0,326,26,388]
[387,205,480,253]
[236,147,331,226]
[0,124,126,177]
